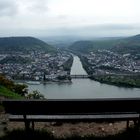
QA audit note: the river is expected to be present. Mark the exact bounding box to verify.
[27,56,140,99]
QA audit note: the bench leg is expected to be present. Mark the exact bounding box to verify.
[126,120,129,129]
[133,120,137,126]
[32,121,34,130]
[23,115,30,131]
[25,121,30,131]
[134,115,140,130]
[136,116,140,130]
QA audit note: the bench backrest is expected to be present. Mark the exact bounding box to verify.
[2,98,140,115]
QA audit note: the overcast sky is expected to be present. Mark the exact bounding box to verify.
[0,0,140,37]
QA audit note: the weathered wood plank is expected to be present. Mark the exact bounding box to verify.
[9,114,139,122]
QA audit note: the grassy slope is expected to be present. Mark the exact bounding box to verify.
[0,86,23,99]
[0,86,23,112]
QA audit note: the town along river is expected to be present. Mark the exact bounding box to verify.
[27,56,140,99]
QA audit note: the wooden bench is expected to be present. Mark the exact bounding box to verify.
[2,98,140,130]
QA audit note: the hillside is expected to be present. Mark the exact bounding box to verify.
[69,41,94,53]
[0,86,23,99]
[69,39,122,53]
[112,34,140,54]
[69,34,140,54]
[0,37,56,53]
[0,55,30,64]
[0,75,27,99]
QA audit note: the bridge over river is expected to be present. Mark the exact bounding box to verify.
[70,75,89,78]
[70,74,140,79]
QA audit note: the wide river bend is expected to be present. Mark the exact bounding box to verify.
[27,56,140,99]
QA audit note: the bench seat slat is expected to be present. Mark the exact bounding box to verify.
[9,114,140,122]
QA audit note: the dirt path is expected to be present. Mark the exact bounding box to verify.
[7,120,131,138]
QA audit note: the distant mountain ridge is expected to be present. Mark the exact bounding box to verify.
[69,34,140,54]
[0,36,56,53]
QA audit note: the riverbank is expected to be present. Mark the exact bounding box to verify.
[15,79,72,85]
[90,75,140,88]
[79,55,140,88]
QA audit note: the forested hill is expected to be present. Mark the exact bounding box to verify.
[69,34,140,54]
[112,34,140,54]
[69,39,119,53]
[0,37,56,53]
[68,41,94,53]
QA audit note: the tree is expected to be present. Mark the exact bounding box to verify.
[13,84,28,96]
[26,90,45,99]
[0,75,28,96]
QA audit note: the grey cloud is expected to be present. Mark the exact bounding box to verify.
[0,0,18,16]
[0,0,49,17]
[32,0,48,12]
[22,0,48,14]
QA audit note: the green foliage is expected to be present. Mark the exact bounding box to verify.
[0,75,28,96]
[0,86,23,99]
[0,75,14,90]
[13,84,28,96]
[91,75,140,88]
[0,37,56,53]
[26,90,45,99]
